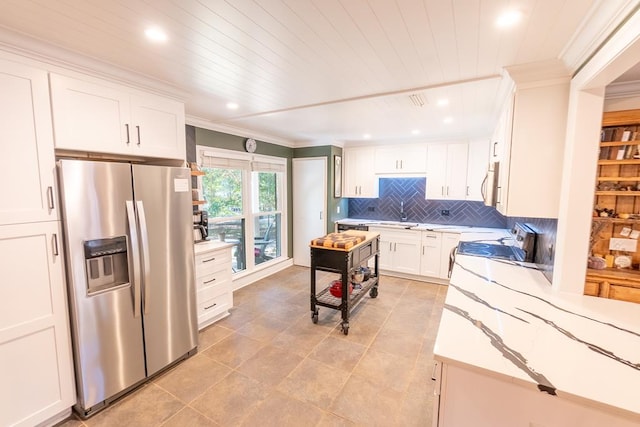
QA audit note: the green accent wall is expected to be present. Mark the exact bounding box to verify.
[190,126,347,259]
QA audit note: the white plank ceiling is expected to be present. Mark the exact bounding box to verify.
[0,0,632,145]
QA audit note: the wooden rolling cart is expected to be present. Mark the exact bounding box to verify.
[309,230,380,335]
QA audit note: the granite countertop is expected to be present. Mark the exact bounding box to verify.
[194,240,236,255]
[436,229,640,419]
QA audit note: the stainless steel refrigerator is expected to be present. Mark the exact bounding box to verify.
[57,159,198,417]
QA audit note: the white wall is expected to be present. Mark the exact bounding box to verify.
[604,95,640,111]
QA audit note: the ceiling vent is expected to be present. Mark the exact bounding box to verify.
[409,93,426,107]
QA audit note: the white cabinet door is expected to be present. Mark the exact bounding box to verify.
[0,221,74,427]
[393,236,421,275]
[466,140,490,201]
[50,74,186,160]
[374,145,427,174]
[0,59,58,225]
[420,231,442,277]
[49,73,130,154]
[445,143,468,200]
[130,92,186,160]
[496,81,569,217]
[439,233,460,279]
[343,147,378,198]
[369,227,420,274]
[427,143,470,200]
[426,144,448,199]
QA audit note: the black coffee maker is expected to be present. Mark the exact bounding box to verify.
[193,210,208,242]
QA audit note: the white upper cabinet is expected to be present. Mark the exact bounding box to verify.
[343,146,379,198]
[0,58,58,225]
[496,78,570,218]
[426,143,468,200]
[466,140,490,201]
[374,145,427,174]
[50,73,186,160]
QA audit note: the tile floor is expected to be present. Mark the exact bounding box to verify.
[58,266,447,427]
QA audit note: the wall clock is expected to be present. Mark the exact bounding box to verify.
[245,138,257,153]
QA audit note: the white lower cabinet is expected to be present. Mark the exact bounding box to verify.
[420,231,460,279]
[439,233,460,279]
[420,231,441,277]
[369,227,421,275]
[0,221,75,427]
[433,362,639,427]
[194,244,233,330]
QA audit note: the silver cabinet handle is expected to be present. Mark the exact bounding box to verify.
[204,277,216,284]
[493,141,498,157]
[136,200,151,314]
[52,233,59,256]
[126,201,142,318]
[136,125,141,146]
[320,211,323,220]
[466,186,470,196]
[400,160,403,169]
[203,257,216,263]
[125,124,130,144]
[425,235,437,239]
[441,186,444,196]
[47,186,54,210]
[204,303,217,310]
[446,186,449,196]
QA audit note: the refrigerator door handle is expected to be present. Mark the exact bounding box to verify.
[136,200,152,314]
[126,201,142,318]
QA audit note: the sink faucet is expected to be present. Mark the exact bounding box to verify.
[400,201,408,222]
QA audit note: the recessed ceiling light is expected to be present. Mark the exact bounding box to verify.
[443,117,453,124]
[144,26,168,42]
[363,133,371,139]
[496,10,522,28]
[437,98,449,107]
[411,129,420,135]
[226,102,239,110]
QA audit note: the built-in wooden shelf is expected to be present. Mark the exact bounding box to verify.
[596,176,640,182]
[600,141,640,147]
[595,191,640,196]
[598,159,640,165]
[592,217,640,224]
[192,200,206,205]
[603,110,640,127]
[191,170,205,176]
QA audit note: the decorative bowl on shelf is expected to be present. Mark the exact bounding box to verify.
[329,280,352,298]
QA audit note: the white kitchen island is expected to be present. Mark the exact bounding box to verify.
[433,231,640,426]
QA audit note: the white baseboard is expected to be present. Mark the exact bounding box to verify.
[231,258,294,291]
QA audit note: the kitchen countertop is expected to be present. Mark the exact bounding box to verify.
[336,218,494,232]
[194,240,236,255]
[436,229,640,420]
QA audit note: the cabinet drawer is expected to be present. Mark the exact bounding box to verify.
[195,249,231,277]
[197,292,231,321]
[197,275,230,296]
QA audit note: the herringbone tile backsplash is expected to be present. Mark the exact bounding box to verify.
[346,178,557,283]
[347,178,507,228]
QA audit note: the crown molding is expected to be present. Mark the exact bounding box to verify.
[561,0,640,73]
[0,26,187,100]
[605,80,640,98]
[186,115,296,148]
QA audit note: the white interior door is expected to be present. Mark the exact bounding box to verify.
[293,157,326,267]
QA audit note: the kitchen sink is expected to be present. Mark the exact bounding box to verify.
[372,221,419,229]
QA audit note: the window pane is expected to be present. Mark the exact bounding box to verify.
[256,171,277,212]
[209,219,246,272]
[202,168,242,217]
[254,214,280,266]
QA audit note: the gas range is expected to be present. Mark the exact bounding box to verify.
[456,223,537,262]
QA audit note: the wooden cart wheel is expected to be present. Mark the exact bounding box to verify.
[369,287,378,298]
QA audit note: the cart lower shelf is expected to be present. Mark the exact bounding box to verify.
[311,277,379,334]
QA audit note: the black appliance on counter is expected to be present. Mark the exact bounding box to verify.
[456,222,537,262]
[336,222,369,232]
[193,210,208,242]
